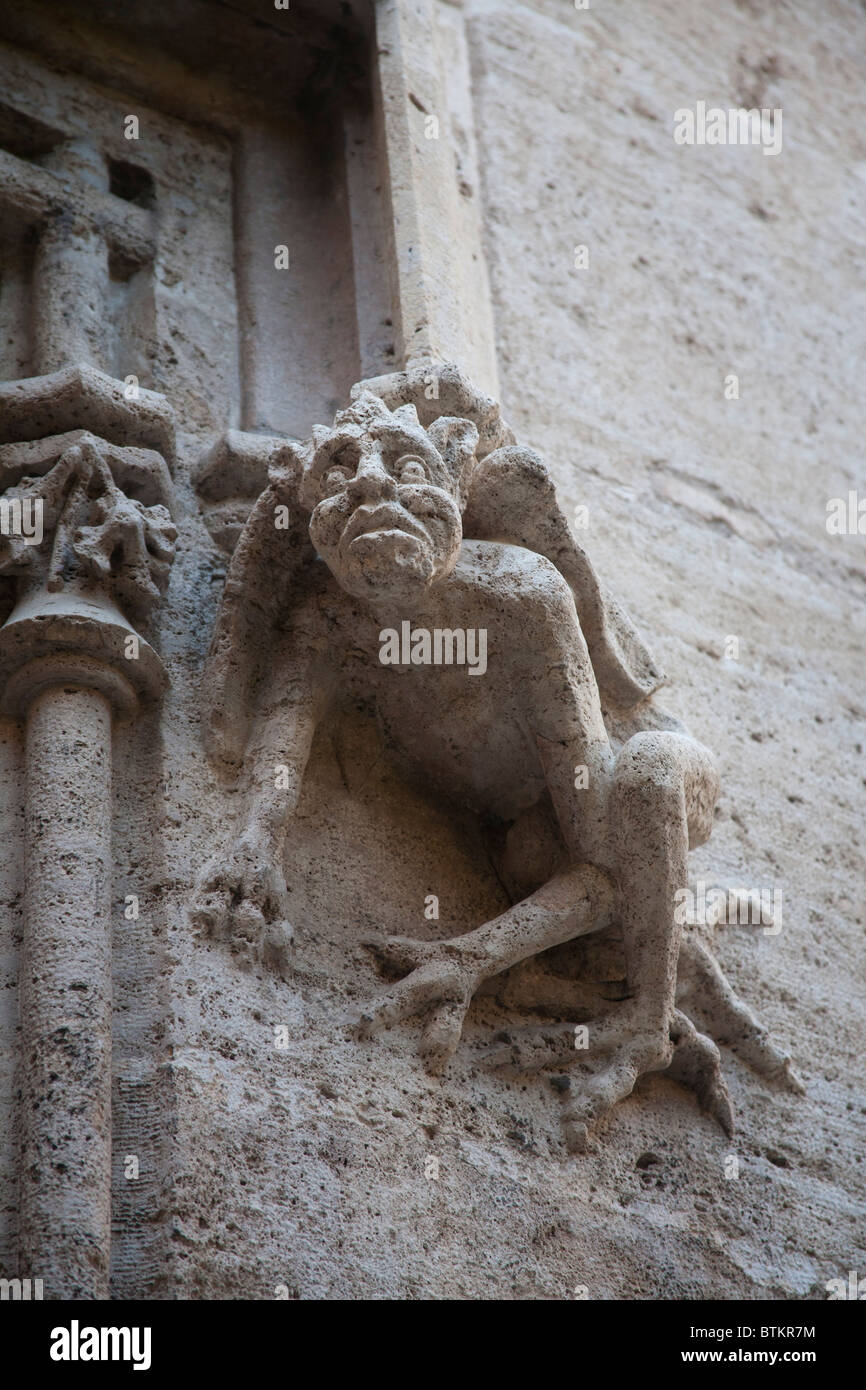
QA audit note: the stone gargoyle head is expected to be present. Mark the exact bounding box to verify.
[297,391,479,609]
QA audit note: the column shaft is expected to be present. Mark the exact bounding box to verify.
[19,685,113,1298]
[32,220,109,373]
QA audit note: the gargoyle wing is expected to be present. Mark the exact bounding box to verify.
[462,444,665,711]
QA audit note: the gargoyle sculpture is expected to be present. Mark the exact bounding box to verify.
[191,363,802,1151]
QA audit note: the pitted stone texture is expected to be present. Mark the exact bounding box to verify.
[0,0,860,1305]
[19,685,113,1298]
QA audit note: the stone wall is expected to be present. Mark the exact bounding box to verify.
[460,0,866,1296]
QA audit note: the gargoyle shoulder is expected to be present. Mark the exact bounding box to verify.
[457,538,579,621]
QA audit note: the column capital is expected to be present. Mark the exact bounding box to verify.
[0,379,177,717]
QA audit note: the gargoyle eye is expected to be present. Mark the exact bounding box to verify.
[397,456,427,485]
[323,465,352,497]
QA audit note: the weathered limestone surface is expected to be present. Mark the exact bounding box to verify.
[456,0,866,1296]
[0,0,862,1303]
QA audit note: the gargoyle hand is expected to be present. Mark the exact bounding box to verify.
[189,825,293,974]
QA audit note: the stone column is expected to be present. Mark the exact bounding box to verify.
[31,138,110,375]
[20,682,113,1296]
[0,116,174,1295]
[0,583,170,1298]
[372,0,499,396]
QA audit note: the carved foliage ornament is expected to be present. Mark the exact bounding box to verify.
[0,435,175,618]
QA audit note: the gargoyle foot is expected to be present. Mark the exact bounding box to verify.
[357,935,476,1075]
[666,1009,734,1136]
[558,1011,674,1152]
[677,934,805,1095]
[481,1007,673,1150]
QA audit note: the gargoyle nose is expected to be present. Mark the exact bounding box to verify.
[346,451,397,505]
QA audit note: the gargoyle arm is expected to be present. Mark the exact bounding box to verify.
[239,626,327,854]
[189,617,329,968]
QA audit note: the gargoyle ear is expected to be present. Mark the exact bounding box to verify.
[426,416,479,506]
[353,363,513,458]
[268,440,307,504]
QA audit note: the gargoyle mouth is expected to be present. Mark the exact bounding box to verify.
[342,503,428,549]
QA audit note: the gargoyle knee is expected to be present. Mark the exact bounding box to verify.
[612,730,719,847]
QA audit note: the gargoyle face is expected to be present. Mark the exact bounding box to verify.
[301,397,477,609]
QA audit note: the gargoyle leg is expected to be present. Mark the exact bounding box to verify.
[358,864,616,1073]
[608,732,708,1034]
[545,731,718,1149]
